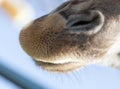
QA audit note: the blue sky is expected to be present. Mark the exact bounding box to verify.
[0,0,120,89]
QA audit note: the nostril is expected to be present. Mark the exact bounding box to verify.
[70,15,98,27]
[65,11,105,35]
[72,20,92,26]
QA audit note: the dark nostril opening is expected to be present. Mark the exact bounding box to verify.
[71,15,98,27]
[72,21,91,26]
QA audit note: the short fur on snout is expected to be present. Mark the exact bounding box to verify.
[20,0,120,72]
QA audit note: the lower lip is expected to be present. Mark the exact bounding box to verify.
[35,61,82,72]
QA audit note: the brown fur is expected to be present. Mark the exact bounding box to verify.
[20,0,120,72]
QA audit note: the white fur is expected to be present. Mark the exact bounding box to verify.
[101,35,120,69]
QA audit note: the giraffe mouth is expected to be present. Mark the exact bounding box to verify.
[35,60,81,72]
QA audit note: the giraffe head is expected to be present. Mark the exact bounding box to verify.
[20,0,120,72]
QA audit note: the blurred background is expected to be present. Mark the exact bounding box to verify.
[0,0,120,89]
